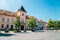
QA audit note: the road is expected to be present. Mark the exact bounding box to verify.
[0,30,60,40]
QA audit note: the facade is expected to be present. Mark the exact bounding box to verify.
[0,6,47,30]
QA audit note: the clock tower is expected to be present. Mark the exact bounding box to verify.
[17,6,26,30]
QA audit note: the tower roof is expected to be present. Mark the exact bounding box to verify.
[18,6,26,12]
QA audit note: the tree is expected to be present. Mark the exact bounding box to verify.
[27,17,37,31]
[47,19,60,30]
[47,19,54,28]
[54,20,60,30]
[13,16,21,32]
[57,20,60,29]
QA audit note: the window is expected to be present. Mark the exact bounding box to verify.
[7,18,9,22]
[12,18,13,21]
[2,17,4,22]
[1,24,4,28]
[22,14,24,16]
[21,13,24,16]
[21,20,24,23]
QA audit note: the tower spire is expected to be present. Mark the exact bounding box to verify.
[18,6,26,12]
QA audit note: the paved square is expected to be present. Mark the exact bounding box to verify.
[0,30,60,40]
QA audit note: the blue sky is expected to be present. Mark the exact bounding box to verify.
[0,0,60,22]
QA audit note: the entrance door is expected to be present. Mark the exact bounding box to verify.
[21,25,24,30]
[10,25,13,30]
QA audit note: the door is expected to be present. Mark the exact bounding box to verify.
[10,25,13,30]
[21,25,24,30]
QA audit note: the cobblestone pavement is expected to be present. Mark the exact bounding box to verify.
[0,30,60,40]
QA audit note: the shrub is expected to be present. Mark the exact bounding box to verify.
[13,30,21,33]
[13,30,17,33]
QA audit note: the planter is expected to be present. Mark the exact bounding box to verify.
[24,30,26,32]
[5,30,9,33]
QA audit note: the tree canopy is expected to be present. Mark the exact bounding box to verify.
[13,16,21,29]
[27,17,37,28]
[47,19,60,30]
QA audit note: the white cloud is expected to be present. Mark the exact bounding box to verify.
[0,0,7,5]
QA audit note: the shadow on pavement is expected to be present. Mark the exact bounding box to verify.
[0,33,15,37]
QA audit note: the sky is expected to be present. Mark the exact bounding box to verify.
[0,0,60,22]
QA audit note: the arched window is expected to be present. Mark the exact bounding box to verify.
[6,24,9,28]
[10,25,13,30]
[1,24,4,28]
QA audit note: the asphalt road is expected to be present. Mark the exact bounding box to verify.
[0,30,60,40]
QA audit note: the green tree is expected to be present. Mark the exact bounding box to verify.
[27,17,37,31]
[54,20,60,30]
[57,20,60,29]
[47,19,54,28]
[53,20,58,30]
[13,16,21,32]
[47,19,60,30]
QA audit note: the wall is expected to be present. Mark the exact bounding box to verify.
[0,14,16,29]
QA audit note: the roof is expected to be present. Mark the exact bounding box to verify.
[18,6,26,12]
[0,9,16,17]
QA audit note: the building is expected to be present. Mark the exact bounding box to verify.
[0,6,47,30]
